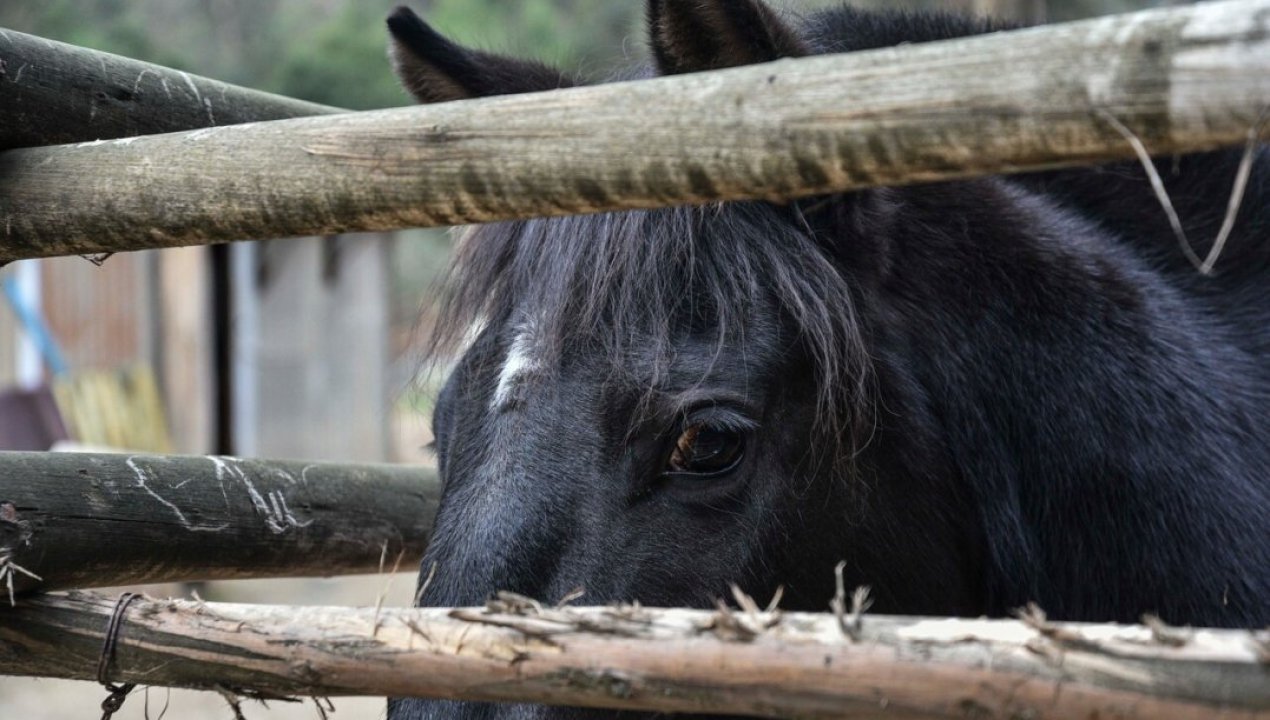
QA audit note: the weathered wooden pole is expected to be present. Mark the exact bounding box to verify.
[1,592,1266,718]
[1,0,1267,262]
[0,453,439,594]
[0,27,341,151]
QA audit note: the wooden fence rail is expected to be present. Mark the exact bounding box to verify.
[1,0,1267,262]
[0,453,439,594]
[1,592,1266,719]
[0,27,340,152]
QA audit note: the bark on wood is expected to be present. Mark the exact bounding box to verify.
[1,592,1266,719]
[0,27,340,152]
[0,453,439,594]
[1,0,1267,262]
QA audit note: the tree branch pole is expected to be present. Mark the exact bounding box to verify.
[1,592,1266,718]
[0,27,340,152]
[1,0,1268,262]
[0,453,439,594]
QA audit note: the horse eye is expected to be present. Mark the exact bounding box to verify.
[666,424,745,476]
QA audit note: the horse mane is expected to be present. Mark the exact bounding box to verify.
[425,201,872,440]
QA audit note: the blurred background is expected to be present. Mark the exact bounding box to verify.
[0,0,1183,717]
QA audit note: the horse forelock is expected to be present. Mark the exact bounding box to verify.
[426,202,874,444]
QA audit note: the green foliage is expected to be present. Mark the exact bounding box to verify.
[0,0,191,70]
[267,2,407,109]
[412,0,640,81]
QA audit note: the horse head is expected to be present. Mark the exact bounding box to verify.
[386,2,1270,718]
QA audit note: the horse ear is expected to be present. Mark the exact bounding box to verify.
[387,6,577,104]
[647,0,808,76]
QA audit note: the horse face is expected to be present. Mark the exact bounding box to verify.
[395,213,845,720]
[386,3,992,718]
[420,265,816,611]
[387,2,1270,717]
[393,194,989,718]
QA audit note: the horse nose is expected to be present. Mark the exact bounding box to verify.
[418,384,597,608]
[417,469,573,607]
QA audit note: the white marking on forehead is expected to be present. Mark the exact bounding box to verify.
[462,315,489,348]
[492,322,542,411]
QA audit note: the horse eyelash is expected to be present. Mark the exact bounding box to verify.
[680,408,759,434]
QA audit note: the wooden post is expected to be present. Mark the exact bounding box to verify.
[1,592,1266,718]
[249,236,393,462]
[157,246,215,454]
[2,0,1266,263]
[0,452,439,594]
[0,27,340,152]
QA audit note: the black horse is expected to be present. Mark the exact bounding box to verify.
[385,2,1270,718]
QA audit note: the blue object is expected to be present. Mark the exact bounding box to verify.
[2,273,70,377]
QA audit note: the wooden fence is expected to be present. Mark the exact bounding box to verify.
[1,0,1267,262]
[1,592,1266,719]
[1,1,1268,718]
[0,452,438,594]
